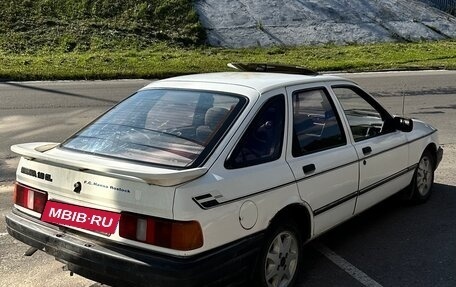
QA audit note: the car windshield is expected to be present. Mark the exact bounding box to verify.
[62,89,245,167]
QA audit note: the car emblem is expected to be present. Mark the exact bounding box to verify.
[73,182,82,193]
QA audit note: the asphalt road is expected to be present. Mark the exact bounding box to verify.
[0,71,455,287]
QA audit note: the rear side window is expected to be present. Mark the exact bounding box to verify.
[226,95,285,169]
[292,88,346,157]
[63,89,246,168]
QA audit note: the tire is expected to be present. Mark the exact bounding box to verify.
[255,220,303,287]
[409,150,435,203]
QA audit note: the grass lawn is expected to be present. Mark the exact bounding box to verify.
[1,40,455,80]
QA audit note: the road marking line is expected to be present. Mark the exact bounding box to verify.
[314,243,383,287]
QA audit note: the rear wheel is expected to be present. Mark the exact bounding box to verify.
[256,220,302,287]
[409,151,435,203]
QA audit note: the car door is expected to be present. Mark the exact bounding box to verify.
[285,85,359,236]
[330,84,411,215]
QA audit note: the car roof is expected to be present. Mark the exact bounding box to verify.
[144,72,352,94]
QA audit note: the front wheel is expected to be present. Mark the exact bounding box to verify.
[409,151,435,203]
[255,221,302,287]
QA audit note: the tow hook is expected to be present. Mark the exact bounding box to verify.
[24,247,38,256]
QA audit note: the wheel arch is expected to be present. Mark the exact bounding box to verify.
[268,203,313,242]
[254,203,310,287]
[423,142,438,169]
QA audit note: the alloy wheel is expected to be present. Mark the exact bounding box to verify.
[264,231,299,287]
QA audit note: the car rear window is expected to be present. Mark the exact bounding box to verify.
[62,89,246,168]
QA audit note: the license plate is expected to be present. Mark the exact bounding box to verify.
[41,201,120,234]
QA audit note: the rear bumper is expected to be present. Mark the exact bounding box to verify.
[6,209,263,287]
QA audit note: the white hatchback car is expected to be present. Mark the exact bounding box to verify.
[6,64,443,287]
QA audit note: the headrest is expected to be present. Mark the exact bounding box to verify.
[205,107,229,129]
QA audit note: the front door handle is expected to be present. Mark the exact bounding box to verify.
[302,164,316,175]
[362,146,372,155]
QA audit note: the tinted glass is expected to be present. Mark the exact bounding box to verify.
[226,95,285,169]
[63,89,245,167]
[332,87,392,142]
[292,89,346,157]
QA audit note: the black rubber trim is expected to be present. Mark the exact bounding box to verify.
[312,164,417,216]
[358,164,417,196]
[193,158,416,211]
[194,194,213,200]
[362,130,437,160]
[296,160,358,182]
[201,199,219,208]
[193,131,437,211]
[313,191,358,216]
[193,181,297,210]
[6,210,263,287]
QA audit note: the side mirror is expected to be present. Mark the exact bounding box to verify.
[394,117,413,132]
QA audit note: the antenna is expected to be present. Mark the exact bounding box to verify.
[402,91,406,117]
[401,80,407,117]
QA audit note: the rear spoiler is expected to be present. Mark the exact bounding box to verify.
[11,142,208,187]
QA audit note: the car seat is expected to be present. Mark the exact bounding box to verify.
[196,107,229,143]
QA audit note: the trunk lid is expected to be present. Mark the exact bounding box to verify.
[12,142,208,219]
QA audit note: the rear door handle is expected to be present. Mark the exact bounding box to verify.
[302,164,316,175]
[362,146,372,155]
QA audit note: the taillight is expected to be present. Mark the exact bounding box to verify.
[14,182,48,213]
[119,212,203,251]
